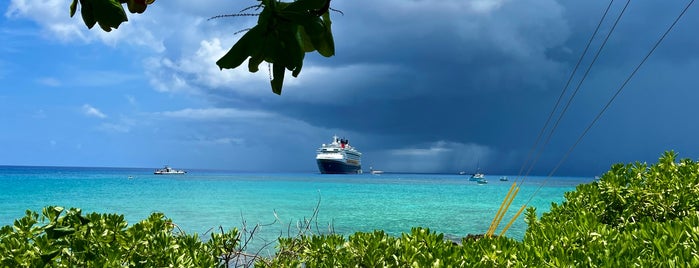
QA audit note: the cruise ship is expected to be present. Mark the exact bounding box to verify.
[316,135,362,174]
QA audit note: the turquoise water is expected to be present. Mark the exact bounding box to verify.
[0,166,592,254]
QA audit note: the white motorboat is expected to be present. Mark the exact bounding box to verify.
[470,172,485,181]
[154,165,186,175]
[468,161,485,181]
[370,167,384,175]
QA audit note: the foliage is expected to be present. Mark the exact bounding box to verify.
[523,150,699,267]
[258,228,523,267]
[215,0,336,95]
[68,0,337,95]
[70,0,155,32]
[3,151,699,266]
[0,206,247,267]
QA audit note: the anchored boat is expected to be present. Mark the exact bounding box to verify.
[154,165,186,175]
[316,135,362,174]
[469,161,485,181]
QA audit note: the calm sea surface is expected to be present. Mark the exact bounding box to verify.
[0,166,593,254]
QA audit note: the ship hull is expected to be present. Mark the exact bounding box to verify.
[316,159,361,174]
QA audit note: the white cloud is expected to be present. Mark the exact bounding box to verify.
[192,136,245,146]
[158,107,273,120]
[98,123,130,133]
[370,0,506,16]
[469,0,506,13]
[6,0,164,51]
[5,0,84,42]
[68,70,141,88]
[145,38,270,95]
[95,116,138,134]
[144,39,408,101]
[82,104,107,118]
[37,77,61,87]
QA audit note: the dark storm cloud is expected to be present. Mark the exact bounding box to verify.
[268,0,574,173]
[205,0,699,175]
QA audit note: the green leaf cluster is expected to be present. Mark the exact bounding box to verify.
[69,0,154,32]
[258,228,522,267]
[216,0,336,95]
[523,150,699,266]
[0,206,243,267]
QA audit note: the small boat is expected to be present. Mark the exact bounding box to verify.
[468,161,485,181]
[476,178,488,184]
[154,165,186,175]
[470,172,485,181]
[499,176,508,181]
[370,167,384,175]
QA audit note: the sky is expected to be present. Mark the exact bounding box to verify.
[2,0,699,176]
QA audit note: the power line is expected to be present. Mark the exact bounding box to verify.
[522,0,632,183]
[513,0,617,183]
[488,0,621,237]
[491,0,696,236]
[524,0,695,214]
[546,0,696,178]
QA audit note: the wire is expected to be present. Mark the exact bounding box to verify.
[488,0,621,237]
[522,0,632,183]
[513,0,617,184]
[495,0,696,235]
[525,0,696,208]
[545,0,696,178]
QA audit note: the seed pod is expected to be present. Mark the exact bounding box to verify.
[127,0,147,14]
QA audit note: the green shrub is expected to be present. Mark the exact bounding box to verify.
[524,151,699,267]
[258,227,523,267]
[0,206,244,267]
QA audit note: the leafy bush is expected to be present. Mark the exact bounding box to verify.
[0,206,245,267]
[2,151,698,267]
[523,151,699,267]
[257,227,523,267]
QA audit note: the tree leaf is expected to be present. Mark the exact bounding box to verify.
[271,63,285,95]
[70,0,79,17]
[217,26,264,70]
[91,0,128,31]
[80,0,97,29]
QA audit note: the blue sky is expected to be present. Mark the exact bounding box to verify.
[2,0,699,176]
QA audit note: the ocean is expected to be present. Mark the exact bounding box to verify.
[0,166,593,254]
